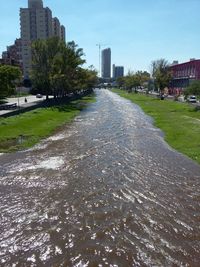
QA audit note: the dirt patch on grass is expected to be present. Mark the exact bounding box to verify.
[183,116,200,124]
[0,135,30,151]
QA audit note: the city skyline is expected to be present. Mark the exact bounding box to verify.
[1,0,200,75]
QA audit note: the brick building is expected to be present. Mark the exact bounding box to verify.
[169,59,200,94]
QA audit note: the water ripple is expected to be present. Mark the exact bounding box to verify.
[0,89,200,266]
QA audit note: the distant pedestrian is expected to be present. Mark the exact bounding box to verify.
[24,98,27,103]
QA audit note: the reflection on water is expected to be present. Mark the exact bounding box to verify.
[0,89,200,266]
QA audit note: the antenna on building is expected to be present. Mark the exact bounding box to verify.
[96,43,107,77]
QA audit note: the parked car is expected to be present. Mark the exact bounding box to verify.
[187,95,197,103]
[36,94,43,98]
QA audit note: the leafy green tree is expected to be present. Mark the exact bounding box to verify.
[31,37,64,99]
[118,70,150,93]
[116,76,125,88]
[31,38,50,98]
[123,71,138,92]
[31,37,87,99]
[184,80,200,97]
[55,41,85,95]
[135,71,150,86]
[76,66,98,91]
[0,65,21,100]
[151,59,172,94]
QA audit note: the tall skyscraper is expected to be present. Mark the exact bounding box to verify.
[20,0,66,78]
[101,48,111,79]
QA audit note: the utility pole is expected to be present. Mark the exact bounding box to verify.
[96,43,107,77]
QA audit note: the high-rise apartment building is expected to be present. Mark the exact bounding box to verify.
[101,48,111,79]
[52,18,66,41]
[1,39,23,70]
[20,0,66,78]
[112,64,124,79]
[52,17,61,37]
[28,0,43,9]
[60,25,66,42]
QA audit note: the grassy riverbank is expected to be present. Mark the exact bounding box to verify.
[112,89,200,164]
[0,94,95,152]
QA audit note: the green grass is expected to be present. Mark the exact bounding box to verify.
[0,94,95,152]
[112,89,200,164]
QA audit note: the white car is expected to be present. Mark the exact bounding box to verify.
[187,95,197,103]
[36,94,43,98]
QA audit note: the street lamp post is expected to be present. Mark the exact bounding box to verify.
[14,78,20,109]
[17,87,20,109]
[96,44,101,77]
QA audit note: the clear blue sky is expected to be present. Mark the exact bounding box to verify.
[0,0,200,74]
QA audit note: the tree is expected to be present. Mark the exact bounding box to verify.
[31,37,65,99]
[31,38,51,98]
[31,37,87,99]
[55,41,85,95]
[116,76,125,88]
[123,71,138,92]
[135,71,150,86]
[184,80,200,97]
[151,59,172,95]
[76,66,98,91]
[0,65,21,100]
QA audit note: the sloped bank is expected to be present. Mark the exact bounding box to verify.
[0,89,93,118]
[0,90,95,152]
[112,89,200,165]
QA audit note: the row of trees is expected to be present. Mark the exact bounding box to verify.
[184,80,200,97]
[0,37,98,102]
[118,58,200,97]
[116,59,172,95]
[31,37,98,99]
[1,47,200,103]
[117,70,151,91]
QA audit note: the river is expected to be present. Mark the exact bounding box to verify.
[0,89,200,267]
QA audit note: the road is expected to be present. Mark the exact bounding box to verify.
[0,95,53,116]
[0,89,200,266]
[7,95,44,105]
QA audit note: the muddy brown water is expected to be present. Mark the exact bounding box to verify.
[0,89,200,267]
